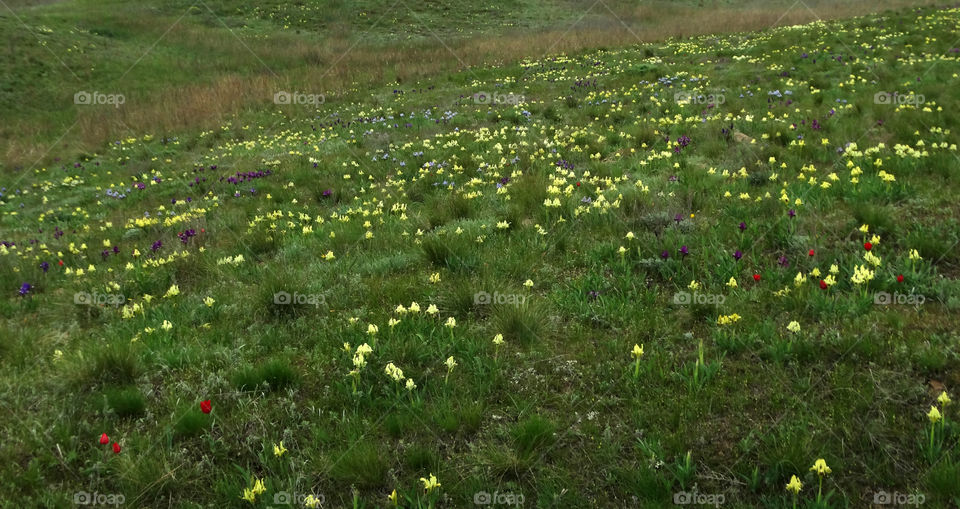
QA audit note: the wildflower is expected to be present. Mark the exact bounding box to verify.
[938,391,951,407]
[163,284,180,298]
[631,343,645,378]
[429,272,441,283]
[405,378,417,391]
[18,282,32,297]
[161,320,173,331]
[864,242,872,251]
[717,314,741,326]
[753,274,761,281]
[204,296,215,307]
[523,279,534,288]
[625,232,635,240]
[909,249,922,261]
[444,356,457,384]
[733,250,743,261]
[388,318,400,329]
[787,321,801,333]
[928,406,942,424]
[388,489,399,507]
[100,433,109,445]
[395,304,407,314]
[493,333,504,346]
[426,304,439,315]
[810,458,831,477]
[688,280,700,291]
[420,473,441,493]
[786,475,803,494]
[112,442,121,454]
[200,400,212,414]
[304,494,322,508]
[444,317,456,329]
[367,323,379,336]
[273,441,287,457]
[727,277,737,288]
[409,301,421,313]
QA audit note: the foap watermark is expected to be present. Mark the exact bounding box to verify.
[274,491,325,506]
[474,490,524,506]
[474,91,525,105]
[273,291,326,308]
[874,91,924,106]
[674,91,726,105]
[474,291,527,306]
[74,91,125,108]
[73,491,125,506]
[874,291,925,306]
[673,490,724,507]
[873,490,925,506]
[274,91,325,106]
[74,291,125,306]
[672,291,725,306]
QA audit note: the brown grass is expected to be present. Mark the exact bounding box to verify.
[3,0,936,167]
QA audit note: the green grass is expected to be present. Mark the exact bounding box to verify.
[1,2,960,508]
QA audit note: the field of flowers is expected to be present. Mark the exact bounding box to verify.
[2,3,960,508]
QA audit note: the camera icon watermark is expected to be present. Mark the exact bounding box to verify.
[874,291,925,306]
[474,490,525,506]
[274,491,325,506]
[673,490,724,507]
[74,292,125,306]
[674,91,725,105]
[274,91,325,106]
[874,91,924,106]
[672,291,725,306]
[73,491,125,506]
[874,490,925,506]
[473,291,527,306]
[473,91,524,105]
[74,91,125,108]
[273,291,325,308]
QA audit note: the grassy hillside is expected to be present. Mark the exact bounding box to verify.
[2,2,960,508]
[0,0,936,165]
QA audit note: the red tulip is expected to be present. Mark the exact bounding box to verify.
[808,249,815,256]
[819,280,828,290]
[200,400,212,414]
[99,433,109,445]
[897,274,904,283]
[112,442,121,454]
[864,242,872,251]
[58,260,64,266]
[753,274,761,281]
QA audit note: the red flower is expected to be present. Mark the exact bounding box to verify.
[808,249,815,256]
[112,442,121,454]
[99,433,109,445]
[753,274,761,281]
[819,280,828,290]
[200,400,212,414]
[58,260,64,266]
[897,274,904,283]
[864,242,872,251]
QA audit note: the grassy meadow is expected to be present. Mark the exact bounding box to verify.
[1,0,960,507]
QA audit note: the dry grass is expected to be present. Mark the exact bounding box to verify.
[4,0,936,166]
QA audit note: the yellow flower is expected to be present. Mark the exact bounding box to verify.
[252,478,266,495]
[625,232,635,240]
[409,301,421,313]
[787,321,801,333]
[405,378,417,391]
[928,405,942,424]
[809,459,831,477]
[523,279,534,288]
[726,277,737,288]
[388,489,398,506]
[304,494,322,508]
[163,284,180,298]
[429,272,441,283]
[938,391,951,407]
[444,317,457,328]
[632,344,644,359]
[273,441,287,457]
[161,320,173,331]
[240,488,256,503]
[426,304,439,315]
[367,323,379,335]
[445,356,457,371]
[786,475,803,494]
[203,296,215,307]
[420,473,441,493]
[493,333,505,346]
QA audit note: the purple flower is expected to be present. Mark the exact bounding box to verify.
[19,282,31,297]
[680,245,689,256]
[733,250,743,261]
[674,214,683,224]
[661,250,670,259]
[322,189,333,198]
[40,261,49,273]
[738,222,747,232]
[788,209,796,218]
[151,240,163,252]
[778,256,790,268]
[587,290,600,301]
